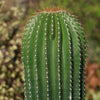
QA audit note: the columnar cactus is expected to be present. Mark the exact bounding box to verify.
[22,9,86,100]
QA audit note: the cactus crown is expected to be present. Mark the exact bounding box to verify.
[22,9,86,100]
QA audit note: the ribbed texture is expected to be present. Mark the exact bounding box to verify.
[22,10,86,100]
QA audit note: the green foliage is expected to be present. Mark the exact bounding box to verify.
[93,92,100,100]
[22,10,86,100]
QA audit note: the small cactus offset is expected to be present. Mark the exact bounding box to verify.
[22,8,86,100]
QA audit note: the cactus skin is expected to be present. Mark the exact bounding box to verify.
[22,10,86,100]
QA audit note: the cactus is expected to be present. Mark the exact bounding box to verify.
[22,9,86,100]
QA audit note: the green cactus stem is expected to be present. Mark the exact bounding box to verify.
[22,9,86,100]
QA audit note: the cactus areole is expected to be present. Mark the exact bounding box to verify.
[22,9,86,100]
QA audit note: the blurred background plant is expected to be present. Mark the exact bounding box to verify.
[0,0,100,100]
